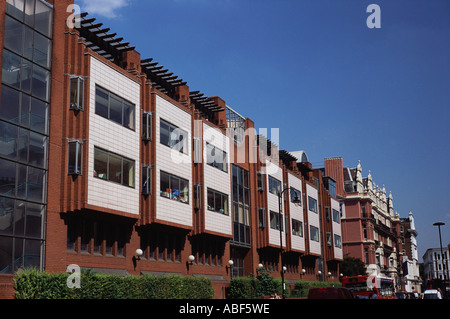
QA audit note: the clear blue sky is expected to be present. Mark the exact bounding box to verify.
[76,0,450,261]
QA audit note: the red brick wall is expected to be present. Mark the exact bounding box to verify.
[0,275,15,299]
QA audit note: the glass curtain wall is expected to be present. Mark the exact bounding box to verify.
[0,0,53,274]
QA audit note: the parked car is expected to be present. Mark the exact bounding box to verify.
[422,289,442,299]
[308,287,354,299]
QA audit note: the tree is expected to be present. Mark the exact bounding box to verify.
[340,256,367,276]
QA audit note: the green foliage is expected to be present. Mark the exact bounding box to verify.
[228,269,284,299]
[14,268,214,300]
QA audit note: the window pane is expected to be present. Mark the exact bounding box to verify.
[34,0,53,38]
[24,239,42,270]
[179,179,188,203]
[108,154,122,184]
[30,97,47,134]
[160,172,170,198]
[25,202,44,238]
[0,120,18,160]
[0,197,15,236]
[2,50,22,89]
[94,148,108,180]
[4,15,24,55]
[109,95,122,126]
[95,87,109,118]
[207,189,214,211]
[20,93,30,127]
[160,120,170,146]
[33,31,51,68]
[215,192,222,213]
[31,64,50,101]
[170,176,180,199]
[24,0,35,27]
[16,164,27,199]
[0,85,20,123]
[6,0,25,21]
[17,128,29,163]
[27,166,45,203]
[122,158,134,187]
[21,59,32,93]
[23,26,34,61]
[0,159,16,197]
[123,102,135,130]
[15,201,26,236]
[28,132,46,168]
[0,236,13,274]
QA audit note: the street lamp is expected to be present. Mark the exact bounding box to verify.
[433,222,448,280]
[278,187,301,299]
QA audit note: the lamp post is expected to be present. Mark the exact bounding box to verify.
[278,187,301,299]
[433,222,448,280]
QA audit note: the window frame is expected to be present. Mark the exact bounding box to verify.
[207,188,229,216]
[93,147,135,188]
[68,140,83,176]
[159,118,188,155]
[69,76,84,111]
[159,170,189,205]
[94,85,136,131]
[268,176,281,196]
[310,225,320,242]
[269,210,283,231]
[308,196,318,213]
[206,142,228,173]
[292,219,303,237]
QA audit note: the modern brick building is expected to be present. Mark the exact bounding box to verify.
[0,0,346,298]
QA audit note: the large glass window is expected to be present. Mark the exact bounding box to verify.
[1,0,53,275]
[93,147,135,188]
[231,165,250,246]
[206,143,228,173]
[207,188,229,216]
[95,86,135,130]
[310,225,320,242]
[268,176,281,196]
[308,196,318,213]
[160,118,188,155]
[159,171,189,204]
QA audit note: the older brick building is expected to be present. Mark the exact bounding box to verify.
[0,0,345,298]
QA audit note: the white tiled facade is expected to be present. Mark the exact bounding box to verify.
[288,173,305,252]
[203,123,232,236]
[306,183,321,255]
[155,95,193,227]
[331,197,343,259]
[87,57,141,215]
[266,160,285,247]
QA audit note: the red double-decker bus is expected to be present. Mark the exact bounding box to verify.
[342,275,396,299]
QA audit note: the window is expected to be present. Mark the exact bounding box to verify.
[207,188,229,215]
[93,147,135,188]
[231,165,251,246]
[268,176,281,196]
[141,165,152,195]
[95,86,135,130]
[270,211,283,231]
[69,76,84,111]
[332,209,340,224]
[68,140,83,175]
[206,143,228,173]
[290,187,302,205]
[258,208,266,228]
[142,112,152,141]
[292,219,303,237]
[327,232,332,247]
[308,196,318,213]
[310,225,320,242]
[194,183,201,210]
[160,119,188,154]
[159,171,189,204]
[257,172,264,191]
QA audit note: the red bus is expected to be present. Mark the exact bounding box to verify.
[342,275,396,299]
